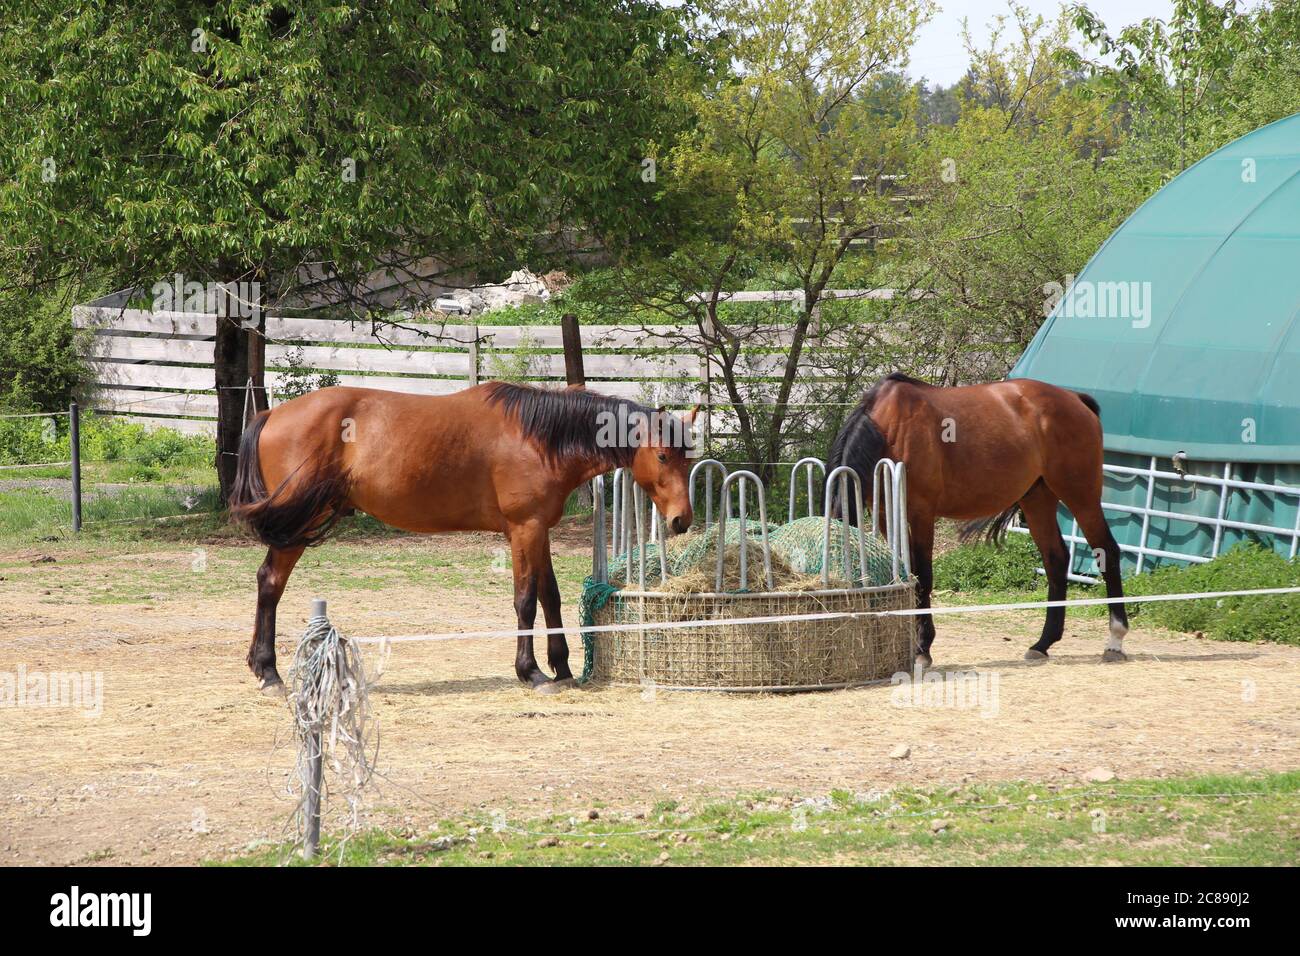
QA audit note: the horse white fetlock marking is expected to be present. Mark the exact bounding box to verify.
[1106,618,1127,652]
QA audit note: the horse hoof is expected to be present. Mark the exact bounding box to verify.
[1024,648,1049,662]
[1101,649,1128,663]
[551,677,577,689]
[914,652,932,670]
[259,677,286,698]
[534,681,565,696]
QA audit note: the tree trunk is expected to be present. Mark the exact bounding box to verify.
[214,314,251,505]
[760,303,815,483]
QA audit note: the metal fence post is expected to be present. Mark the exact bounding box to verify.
[69,402,82,532]
[302,597,326,860]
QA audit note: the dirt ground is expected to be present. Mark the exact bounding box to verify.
[1,529,1298,865]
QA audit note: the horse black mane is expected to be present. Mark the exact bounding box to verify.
[828,373,929,522]
[484,381,683,467]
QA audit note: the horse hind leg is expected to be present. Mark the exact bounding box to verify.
[248,545,305,694]
[1019,481,1069,661]
[1068,501,1129,662]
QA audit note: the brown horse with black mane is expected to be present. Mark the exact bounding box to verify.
[230,382,697,694]
[829,373,1129,666]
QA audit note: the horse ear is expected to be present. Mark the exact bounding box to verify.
[680,405,701,426]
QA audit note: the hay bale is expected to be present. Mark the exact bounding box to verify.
[658,543,798,593]
[768,516,897,586]
[607,516,900,592]
[607,520,775,590]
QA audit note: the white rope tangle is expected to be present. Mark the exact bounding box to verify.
[288,612,381,841]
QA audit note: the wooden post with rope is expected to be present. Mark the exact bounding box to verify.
[301,597,326,860]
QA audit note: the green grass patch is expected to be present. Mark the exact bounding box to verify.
[0,526,594,607]
[1116,545,1300,645]
[0,410,212,470]
[933,539,1300,647]
[0,482,222,542]
[933,533,1042,592]
[219,771,1300,867]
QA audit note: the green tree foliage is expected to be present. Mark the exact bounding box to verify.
[1067,0,1300,185]
[595,0,935,476]
[0,287,87,411]
[900,4,1144,382]
[0,0,690,493]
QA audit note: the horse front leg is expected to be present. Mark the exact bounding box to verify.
[509,522,551,689]
[1020,481,1069,660]
[537,549,574,686]
[248,545,305,695]
[910,516,937,668]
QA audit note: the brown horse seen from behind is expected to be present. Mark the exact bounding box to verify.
[230,382,697,694]
[829,373,1129,666]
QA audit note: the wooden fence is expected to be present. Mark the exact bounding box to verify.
[72,288,909,438]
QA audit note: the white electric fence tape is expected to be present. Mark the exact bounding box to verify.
[350,585,1300,646]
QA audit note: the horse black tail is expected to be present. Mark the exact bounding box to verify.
[228,411,354,550]
[1076,390,1101,418]
[958,504,1022,547]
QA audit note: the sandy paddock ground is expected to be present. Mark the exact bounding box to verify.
[1,528,1298,865]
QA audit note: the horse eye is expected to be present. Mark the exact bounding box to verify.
[657,453,668,463]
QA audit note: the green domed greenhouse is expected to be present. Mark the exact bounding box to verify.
[1010,112,1300,576]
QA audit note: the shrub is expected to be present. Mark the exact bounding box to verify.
[0,289,86,413]
[0,412,210,469]
[1123,545,1300,645]
[932,533,1042,592]
[276,347,341,401]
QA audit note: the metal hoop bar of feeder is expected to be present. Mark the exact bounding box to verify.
[689,458,727,528]
[625,471,636,579]
[620,469,636,585]
[893,462,911,579]
[872,459,898,581]
[610,467,624,559]
[614,467,636,563]
[654,501,670,582]
[871,459,911,581]
[822,465,869,587]
[592,473,608,583]
[788,457,826,522]
[632,483,647,589]
[714,470,773,591]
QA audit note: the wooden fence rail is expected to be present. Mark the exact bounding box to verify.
[72,289,886,438]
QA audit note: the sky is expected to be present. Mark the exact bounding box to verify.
[909,0,1175,86]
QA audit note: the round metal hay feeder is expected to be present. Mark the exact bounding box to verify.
[584,460,916,692]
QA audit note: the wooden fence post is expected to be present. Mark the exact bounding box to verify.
[467,322,479,386]
[562,314,590,510]
[561,313,585,387]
